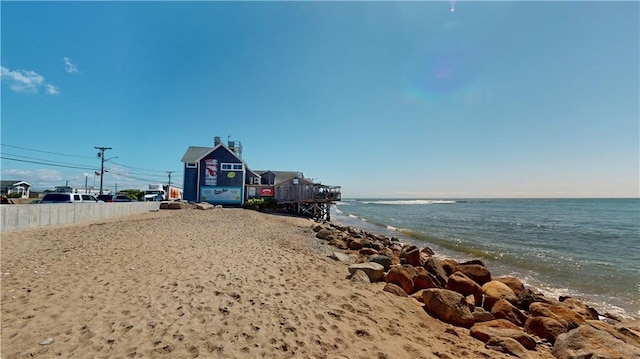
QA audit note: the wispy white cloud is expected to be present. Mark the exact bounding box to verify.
[0,65,59,95]
[45,84,60,95]
[0,168,63,189]
[63,57,78,73]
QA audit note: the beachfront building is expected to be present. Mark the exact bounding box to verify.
[181,137,341,218]
[0,180,32,199]
[181,137,246,205]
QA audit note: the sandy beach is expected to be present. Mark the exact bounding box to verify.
[1,207,557,358]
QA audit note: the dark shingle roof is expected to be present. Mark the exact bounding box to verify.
[181,146,213,163]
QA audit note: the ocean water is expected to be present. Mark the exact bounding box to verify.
[332,198,640,319]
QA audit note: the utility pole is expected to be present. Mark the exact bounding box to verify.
[166,171,174,201]
[95,146,112,194]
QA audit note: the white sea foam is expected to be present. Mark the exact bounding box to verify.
[386,225,399,231]
[362,199,456,205]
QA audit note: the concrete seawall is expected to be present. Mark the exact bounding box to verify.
[1,202,161,233]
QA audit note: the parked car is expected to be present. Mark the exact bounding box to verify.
[97,194,135,202]
[97,194,116,202]
[41,193,99,203]
[114,194,134,202]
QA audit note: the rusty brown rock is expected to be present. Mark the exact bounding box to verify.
[491,299,528,327]
[440,258,459,276]
[315,228,333,239]
[446,271,483,307]
[359,247,379,256]
[482,280,517,311]
[386,265,415,295]
[470,319,537,350]
[348,238,364,250]
[559,297,599,321]
[529,302,586,330]
[328,238,348,250]
[459,263,492,286]
[383,283,409,297]
[494,276,526,297]
[552,322,640,359]
[485,336,532,359]
[422,288,475,328]
[413,267,442,291]
[401,245,421,267]
[524,316,568,344]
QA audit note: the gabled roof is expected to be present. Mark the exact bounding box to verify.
[254,170,305,186]
[246,168,260,177]
[181,146,213,163]
[1,180,31,188]
[181,144,245,165]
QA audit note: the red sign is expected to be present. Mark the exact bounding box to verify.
[260,188,274,196]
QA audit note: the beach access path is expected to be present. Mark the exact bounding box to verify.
[1,208,556,358]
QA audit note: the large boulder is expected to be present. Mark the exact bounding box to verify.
[347,262,385,282]
[400,245,421,267]
[482,280,517,310]
[413,267,442,291]
[491,299,528,327]
[559,297,599,321]
[423,257,449,287]
[485,337,532,359]
[368,254,392,271]
[440,258,459,276]
[383,283,409,297]
[494,276,526,297]
[348,238,364,250]
[458,263,492,286]
[524,316,568,344]
[315,228,333,240]
[529,302,586,330]
[328,238,348,250]
[470,319,537,350]
[472,307,495,323]
[552,323,640,359]
[422,289,475,328]
[386,265,415,295]
[446,271,483,306]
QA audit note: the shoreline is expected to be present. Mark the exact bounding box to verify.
[1,207,557,358]
[3,207,639,358]
[331,201,640,321]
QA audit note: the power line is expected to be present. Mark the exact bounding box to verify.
[109,161,177,174]
[1,144,182,175]
[1,144,96,159]
[1,152,98,168]
[105,169,182,188]
[0,156,98,171]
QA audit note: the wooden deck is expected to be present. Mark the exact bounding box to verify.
[276,185,341,221]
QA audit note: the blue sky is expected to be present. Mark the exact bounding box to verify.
[1,1,638,198]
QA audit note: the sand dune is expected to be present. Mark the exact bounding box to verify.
[1,208,555,358]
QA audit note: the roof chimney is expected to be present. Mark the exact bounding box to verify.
[214,136,221,146]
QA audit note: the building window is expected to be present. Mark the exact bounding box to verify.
[186,163,197,168]
[253,177,260,184]
[221,163,243,171]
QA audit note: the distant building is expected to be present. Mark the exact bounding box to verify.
[0,180,31,198]
[181,137,246,205]
[180,136,340,218]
